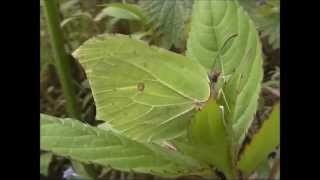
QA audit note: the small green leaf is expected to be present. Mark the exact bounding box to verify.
[239,0,280,49]
[175,99,233,178]
[61,12,92,28]
[40,153,52,176]
[40,114,210,177]
[73,34,210,142]
[238,103,280,175]
[95,3,148,23]
[187,0,238,73]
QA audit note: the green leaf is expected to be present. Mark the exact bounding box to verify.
[94,3,148,23]
[61,12,93,28]
[175,100,233,178]
[238,103,280,175]
[239,0,280,49]
[139,0,193,48]
[187,0,264,146]
[187,0,263,74]
[72,34,210,142]
[258,13,280,50]
[40,114,210,177]
[40,153,52,176]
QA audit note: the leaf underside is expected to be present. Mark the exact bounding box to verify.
[245,0,280,49]
[73,35,210,143]
[238,103,280,175]
[187,0,263,145]
[40,114,212,177]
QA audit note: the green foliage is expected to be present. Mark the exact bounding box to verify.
[187,0,263,149]
[40,0,279,179]
[73,34,210,142]
[238,0,257,15]
[95,3,148,23]
[187,0,262,75]
[179,100,233,178]
[221,41,263,146]
[256,0,280,49]
[139,0,193,49]
[238,103,280,175]
[58,0,101,51]
[40,114,210,177]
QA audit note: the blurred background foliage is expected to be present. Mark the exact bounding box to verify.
[40,0,279,179]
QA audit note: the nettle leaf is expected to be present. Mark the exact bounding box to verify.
[240,0,280,49]
[187,0,263,145]
[73,34,210,143]
[139,0,193,48]
[256,1,280,49]
[40,114,211,177]
[175,100,233,178]
[238,103,280,175]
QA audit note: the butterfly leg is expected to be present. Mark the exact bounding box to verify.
[219,105,228,129]
[217,88,231,114]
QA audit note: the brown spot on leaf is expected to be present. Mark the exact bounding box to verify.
[137,82,145,92]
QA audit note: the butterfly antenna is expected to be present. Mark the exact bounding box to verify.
[219,105,227,129]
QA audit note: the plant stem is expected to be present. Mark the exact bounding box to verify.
[42,0,81,120]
